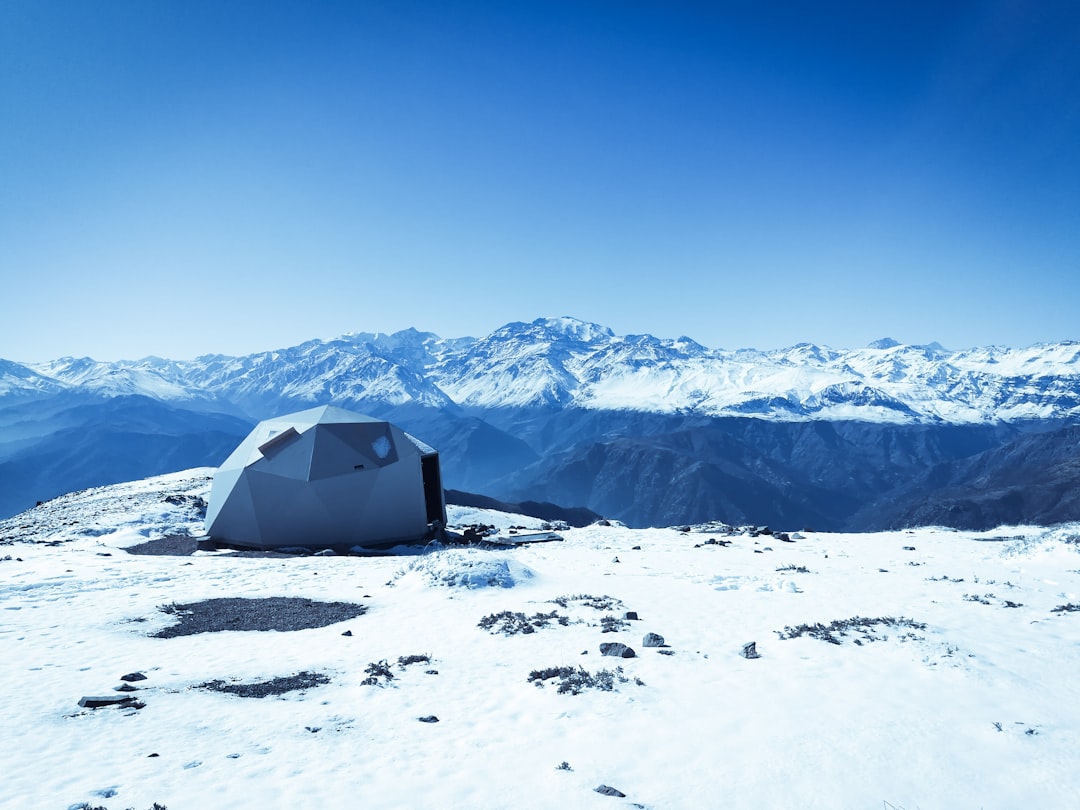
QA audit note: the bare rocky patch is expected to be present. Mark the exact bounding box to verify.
[200,671,330,698]
[150,597,367,638]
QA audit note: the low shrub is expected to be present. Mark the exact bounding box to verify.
[361,660,395,686]
[528,665,642,694]
[477,610,568,635]
[599,615,630,633]
[550,594,623,611]
[775,616,927,645]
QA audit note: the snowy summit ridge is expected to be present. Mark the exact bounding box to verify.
[6,317,1080,425]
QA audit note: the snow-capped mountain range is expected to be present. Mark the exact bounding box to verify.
[3,317,1079,530]
[6,316,1080,424]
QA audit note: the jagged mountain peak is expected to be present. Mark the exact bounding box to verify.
[32,356,100,375]
[867,337,901,350]
[863,338,951,356]
[531,315,615,342]
[774,342,841,365]
[28,355,194,399]
[0,358,68,397]
[339,326,446,349]
[485,316,615,346]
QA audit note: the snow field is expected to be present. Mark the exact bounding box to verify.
[2,473,1080,808]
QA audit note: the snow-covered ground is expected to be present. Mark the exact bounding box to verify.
[3,470,1080,809]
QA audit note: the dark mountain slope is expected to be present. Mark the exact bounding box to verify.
[851,423,1080,530]
[496,415,1018,530]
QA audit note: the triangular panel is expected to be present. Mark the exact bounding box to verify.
[322,422,399,468]
[308,426,376,480]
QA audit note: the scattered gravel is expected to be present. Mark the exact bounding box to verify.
[200,671,330,698]
[123,535,201,556]
[151,597,368,638]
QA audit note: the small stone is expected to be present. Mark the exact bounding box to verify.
[612,556,620,563]
[342,630,353,637]
[741,641,761,659]
[631,545,641,550]
[595,784,626,797]
[113,683,139,692]
[642,632,666,648]
[79,695,144,709]
[120,672,147,682]
[600,642,636,658]
[624,611,639,621]
[148,753,160,758]
[418,715,440,723]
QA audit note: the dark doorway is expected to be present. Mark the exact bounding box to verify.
[420,453,446,524]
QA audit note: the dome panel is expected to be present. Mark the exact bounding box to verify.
[321,422,399,467]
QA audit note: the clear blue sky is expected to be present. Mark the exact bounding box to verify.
[2,0,1078,361]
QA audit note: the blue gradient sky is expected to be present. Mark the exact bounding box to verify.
[3,1,1078,361]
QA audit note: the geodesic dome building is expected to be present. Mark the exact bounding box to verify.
[205,405,446,549]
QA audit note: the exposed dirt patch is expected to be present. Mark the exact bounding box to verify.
[151,597,367,638]
[123,535,305,558]
[200,671,330,698]
[123,535,201,556]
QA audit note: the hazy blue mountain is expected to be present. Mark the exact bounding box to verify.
[0,395,251,518]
